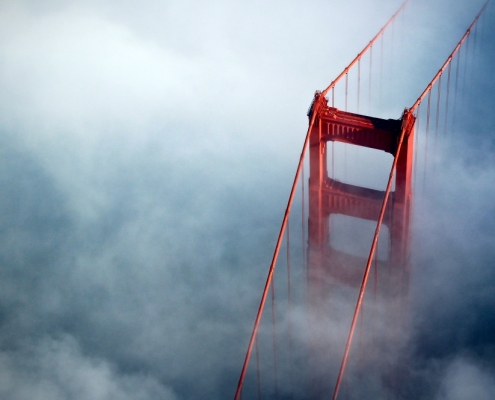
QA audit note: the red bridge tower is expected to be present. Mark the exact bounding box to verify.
[307,95,415,397]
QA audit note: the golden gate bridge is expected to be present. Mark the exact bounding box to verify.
[233,1,491,398]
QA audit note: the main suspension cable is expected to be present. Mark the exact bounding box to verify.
[409,0,489,113]
[233,94,322,400]
[321,0,410,98]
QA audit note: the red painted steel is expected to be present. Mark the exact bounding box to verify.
[307,94,415,397]
[234,1,489,398]
[233,93,326,400]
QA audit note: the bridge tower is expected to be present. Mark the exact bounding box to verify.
[307,95,415,397]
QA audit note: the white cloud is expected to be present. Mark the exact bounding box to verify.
[0,0,494,398]
[0,336,178,400]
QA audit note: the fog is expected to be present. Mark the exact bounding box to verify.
[0,0,494,398]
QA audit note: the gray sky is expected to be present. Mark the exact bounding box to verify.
[0,0,494,399]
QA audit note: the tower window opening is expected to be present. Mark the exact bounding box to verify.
[329,214,389,261]
[327,142,395,192]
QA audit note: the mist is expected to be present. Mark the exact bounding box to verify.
[0,0,494,399]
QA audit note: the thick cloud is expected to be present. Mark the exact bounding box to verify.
[0,0,494,399]
[0,335,178,400]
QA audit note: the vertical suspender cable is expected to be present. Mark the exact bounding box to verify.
[357,58,361,113]
[345,72,348,111]
[256,337,261,400]
[413,103,421,193]
[473,19,478,61]
[461,32,470,108]
[409,1,488,124]
[358,264,366,373]
[423,90,432,192]
[271,288,279,398]
[480,4,486,48]
[344,143,347,182]
[452,48,462,133]
[400,0,405,70]
[321,0,410,99]
[443,62,452,136]
[271,283,278,400]
[286,220,291,311]
[434,75,442,155]
[391,19,395,80]
[302,165,307,284]
[286,220,293,396]
[374,250,378,303]
[332,142,335,179]
[372,241,379,350]
[379,34,384,109]
[470,24,477,87]
[369,46,373,114]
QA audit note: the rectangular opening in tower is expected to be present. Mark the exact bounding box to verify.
[329,214,389,261]
[327,142,395,192]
